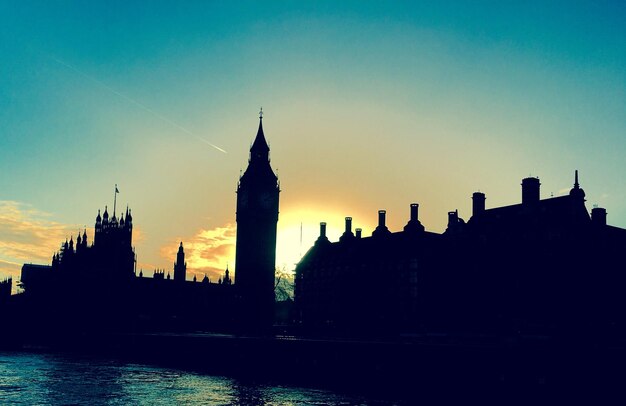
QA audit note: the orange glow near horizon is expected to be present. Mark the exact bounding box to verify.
[276,204,377,271]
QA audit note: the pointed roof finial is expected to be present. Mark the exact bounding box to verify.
[569,169,585,199]
[250,108,270,154]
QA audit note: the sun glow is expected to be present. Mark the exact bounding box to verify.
[276,205,376,271]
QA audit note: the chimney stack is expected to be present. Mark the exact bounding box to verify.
[340,217,355,242]
[373,210,391,237]
[591,207,607,226]
[447,210,459,227]
[316,222,330,244]
[355,228,362,239]
[472,192,486,217]
[521,177,541,205]
[404,203,425,233]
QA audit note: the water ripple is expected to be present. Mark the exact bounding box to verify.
[0,352,390,405]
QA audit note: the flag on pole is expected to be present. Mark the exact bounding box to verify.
[115,185,119,194]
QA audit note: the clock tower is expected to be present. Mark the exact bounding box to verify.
[235,110,280,331]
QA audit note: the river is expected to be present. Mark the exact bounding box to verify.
[0,351,395,405]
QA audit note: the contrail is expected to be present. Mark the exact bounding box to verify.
[51,57,227,154]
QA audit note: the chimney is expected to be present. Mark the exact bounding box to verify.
[472,192,486,217]
[591,207,607,226]
[447,210,459,227]
[373,210,391,237]
[404,203,425,233]
[410,203,418,221]
[521,177,540,205]
[355,228,362,238]
[316,222,330,245]
[340,217,355,242]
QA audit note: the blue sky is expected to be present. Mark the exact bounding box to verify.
[1,1,624,283]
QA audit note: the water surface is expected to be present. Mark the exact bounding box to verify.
[0,351,394,405]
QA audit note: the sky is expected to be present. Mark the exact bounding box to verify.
[1,1,625,288]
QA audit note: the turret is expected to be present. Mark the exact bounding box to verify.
[76,233,83,253]
[174,241,187,282]
[95,209,102,245]
[223,265,232,285]
[522,177,540,205]
[472,192,486,217]
[126,207,133,225]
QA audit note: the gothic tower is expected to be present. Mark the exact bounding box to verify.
[235,111,280,330]
[174,242,187,282]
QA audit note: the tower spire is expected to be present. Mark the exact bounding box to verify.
[250,109,270,159]
[569,169,585,200]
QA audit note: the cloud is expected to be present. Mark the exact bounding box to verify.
[159,224,236,282]
[0,201,79,280]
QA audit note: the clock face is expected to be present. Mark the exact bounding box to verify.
[260,192,273,209]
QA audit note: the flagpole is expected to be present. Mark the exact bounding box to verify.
[114,184,117,217]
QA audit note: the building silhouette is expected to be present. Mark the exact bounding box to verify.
[5,112,626,343]
[0,278,11,303]
[9,114,279,335]
[295,171,626,338]
[235,111,280,331]
[173,242,187,282]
